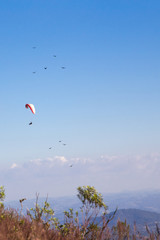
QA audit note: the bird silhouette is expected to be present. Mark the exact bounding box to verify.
[44,67,47,70]
[32,47,36,49]
[19,198,26,203]
[29,122,32,125]
[69,164,73,167]
[61,67,66,69]
[32,72,36,74]
[53,55,56,57]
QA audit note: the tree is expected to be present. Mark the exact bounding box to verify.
[77,186,116,239]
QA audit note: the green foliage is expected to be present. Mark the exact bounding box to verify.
[0,185,159,239]
[77,186,107,210]
[0,186,5,207]
[28,196,55,228]
[76,186,113,239]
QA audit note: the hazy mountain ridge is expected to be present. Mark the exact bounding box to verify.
[103,190,160,213]
[4,190,160,226]
[107,209,160,235]
[5,190,160,213]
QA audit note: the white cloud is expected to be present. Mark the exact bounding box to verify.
[10,163,18,169]
[30,158,43,166]
[4,152,160,200]
[9,153,160,174]
[25,153,160,176]
[99,153,160,172]
[54,156,67,163]
[29,156,68,167]
[70,157,93,164]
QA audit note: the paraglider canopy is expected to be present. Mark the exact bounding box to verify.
[25,104,35,114]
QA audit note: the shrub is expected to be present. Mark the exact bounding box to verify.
[0,185,159,239]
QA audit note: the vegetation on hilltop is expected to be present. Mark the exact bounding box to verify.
[0,185,160,239]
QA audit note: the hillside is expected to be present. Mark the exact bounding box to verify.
[5,194,160,235]
[5,190,160,216]
[2,187,160,238]
[103,191,160,213]
[107,208,160,235]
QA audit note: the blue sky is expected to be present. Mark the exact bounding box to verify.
[0,0,160,200]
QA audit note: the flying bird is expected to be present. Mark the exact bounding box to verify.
[61,67,66,69]
[32,47,36,49]
[49,147,53,149]
[19,198,26,203]
[32,72,36,74]
[63,143,66,146]
[59,140,62,143]
[69,164,73,167]
[29,122,32,125]
[44,67,47,70]
[53,55,56,57]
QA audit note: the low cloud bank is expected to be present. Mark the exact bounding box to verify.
[1,153,160,201]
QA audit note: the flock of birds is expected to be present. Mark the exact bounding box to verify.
[28,47,73,168]
[49,140,66,149]
[32,46,66,74]
[49,140,67,150]
[48,141,72,167]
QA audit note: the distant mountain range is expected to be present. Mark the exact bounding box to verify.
[103,190,160,213]
[107,209,160,235]
[4,190,160,234]
[5,190,160,213]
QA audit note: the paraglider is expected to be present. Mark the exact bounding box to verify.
[25,104,35,114]
[25,104,35,126]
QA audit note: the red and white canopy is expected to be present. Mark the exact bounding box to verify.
[25,104,35,114]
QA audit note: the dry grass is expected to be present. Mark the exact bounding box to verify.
[0,205,159,240]
[0,186,159,239]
